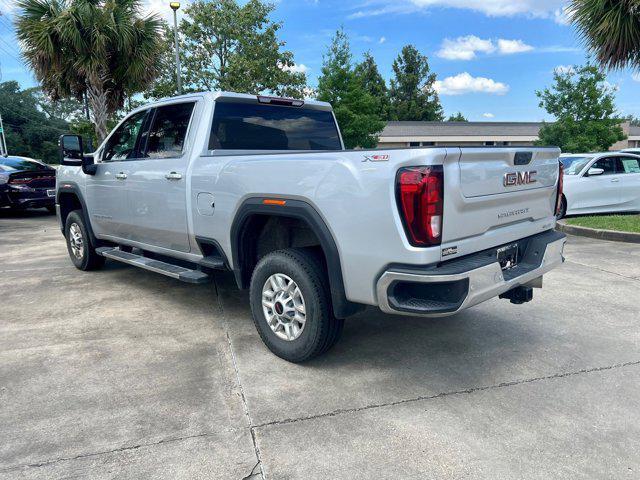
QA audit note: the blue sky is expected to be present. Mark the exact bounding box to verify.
[1,0,639,121]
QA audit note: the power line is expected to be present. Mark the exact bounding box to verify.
[0,7,15,30]
[0,34,20,57]
[0,14,13,30]
[0,43,21,63]
[0,19,13,33]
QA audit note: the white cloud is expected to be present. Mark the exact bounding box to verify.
[303,87,316,99]
[437,36,535,60]
[539,45,582,53]
[554,64,575,75]
[281,63,310,74]
[482,112,495,118]
[142,0,191,22]
[349,0,568,21]
[434,72,510,95]
[0,2,17,16]
[497,39,533,54]
[437,35,495,60]
[379,36,386,44]
[553,6,571,25]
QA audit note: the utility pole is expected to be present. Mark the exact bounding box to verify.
[0,113,7,157]
[170,2,182,95]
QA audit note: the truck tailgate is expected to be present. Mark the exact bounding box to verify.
[441,147,560,259]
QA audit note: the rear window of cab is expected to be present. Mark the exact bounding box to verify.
[209,101,342,151]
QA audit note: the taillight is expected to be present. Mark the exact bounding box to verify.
[555,162,564,216]
[8,177,31,185]
[396,166,444,247]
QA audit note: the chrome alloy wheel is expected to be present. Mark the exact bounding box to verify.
[262,273,306,341]
[69,223,84,260]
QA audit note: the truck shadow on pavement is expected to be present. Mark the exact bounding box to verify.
[204,270,551,426]
[104,264,540,384]
[211,270,541,382]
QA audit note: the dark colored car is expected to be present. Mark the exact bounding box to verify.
[0,156,57,213]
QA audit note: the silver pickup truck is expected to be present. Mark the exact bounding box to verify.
[56,91,566,362]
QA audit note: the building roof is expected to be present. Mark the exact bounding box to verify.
[380,121,545,138]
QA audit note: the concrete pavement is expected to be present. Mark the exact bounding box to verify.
[1,210,639,479]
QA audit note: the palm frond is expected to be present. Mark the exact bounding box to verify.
[569,0,640,70]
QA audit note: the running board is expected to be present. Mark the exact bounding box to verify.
[96,247,211,284]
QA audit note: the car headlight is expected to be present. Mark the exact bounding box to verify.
[0,174,8,185]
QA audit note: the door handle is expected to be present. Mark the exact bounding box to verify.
[165,172,182,180]
[611,178,620,183]
[115,172,127,180]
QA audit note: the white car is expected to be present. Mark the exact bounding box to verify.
[558,152,640,218]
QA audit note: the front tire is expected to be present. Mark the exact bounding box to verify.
[65,210,105,271]
[249,248,343,363]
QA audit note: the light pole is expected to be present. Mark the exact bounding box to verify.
[0,113,7,157]
[170,2,182,95]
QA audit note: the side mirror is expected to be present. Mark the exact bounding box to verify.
[59,134,84,165]
[58,134,96,175]
[587,167,604,176]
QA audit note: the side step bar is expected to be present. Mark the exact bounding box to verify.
[96,247,211,284]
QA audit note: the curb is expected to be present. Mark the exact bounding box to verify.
[556,220,640,244]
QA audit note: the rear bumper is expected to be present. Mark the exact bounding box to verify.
[0,189,55,209]
[376,230,566,317]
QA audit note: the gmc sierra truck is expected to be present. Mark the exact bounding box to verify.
[56,92,566,362]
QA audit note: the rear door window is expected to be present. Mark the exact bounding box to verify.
[619,156,640,174]
[144,102,196,159]
[209,101,342,151]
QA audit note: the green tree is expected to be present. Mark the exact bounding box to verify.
[389,45,443,121]
[30,89,87,121]
[317,28,384,149]
[354,52,389,117]
[148,0,306,99]
[625,115,640,127]
[0,81,69,163]
[569,0,640,71]
[16,0,163,142]
[447,112,468,122]
[536,63,625,152]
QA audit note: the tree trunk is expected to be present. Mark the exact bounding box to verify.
[83,91,90,121]
[87,84,110,144]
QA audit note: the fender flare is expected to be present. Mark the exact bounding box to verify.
[230,197,363,319]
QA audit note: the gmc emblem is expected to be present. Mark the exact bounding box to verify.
[503,171,537,187]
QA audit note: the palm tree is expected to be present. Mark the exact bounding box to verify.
[16,0,162,142]
[569,0,640,70]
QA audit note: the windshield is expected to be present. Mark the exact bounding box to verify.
[561,156,593,175]
[0,157,48,172]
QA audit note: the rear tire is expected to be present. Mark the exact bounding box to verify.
[249,248,344,362]
[65,210,105,271]
[556,196,567,219]
[46,205,56,214]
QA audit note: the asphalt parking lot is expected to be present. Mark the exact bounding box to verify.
[1,211,640,479]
